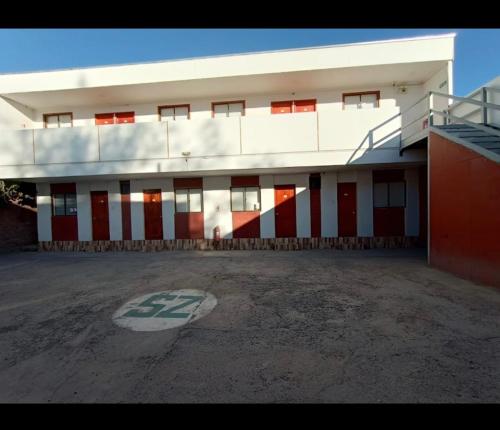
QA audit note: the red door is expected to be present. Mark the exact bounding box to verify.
[338,183,357,237]
[143,190,163,240]
[275,185,296,238]
[91,191,110,240]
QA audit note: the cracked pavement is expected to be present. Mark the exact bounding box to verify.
[0,248,499,403]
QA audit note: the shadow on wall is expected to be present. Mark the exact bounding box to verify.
[0,200,37,249]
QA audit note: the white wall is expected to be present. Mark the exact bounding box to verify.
[259,175,275,238]
[0,96,34,130]
[203,176,233,239]
[36,182,52,241]
[320,172,338,237]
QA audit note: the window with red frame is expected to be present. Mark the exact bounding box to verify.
[271,99,316,114]
[95,112,135,125]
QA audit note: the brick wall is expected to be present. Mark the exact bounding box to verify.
[0,202,37,250]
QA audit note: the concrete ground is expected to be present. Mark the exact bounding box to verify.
[0,248,499,403]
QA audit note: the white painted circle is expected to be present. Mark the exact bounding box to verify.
[113,289,217,332]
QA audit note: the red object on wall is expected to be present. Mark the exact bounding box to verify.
[372,169,405,237]
[294,99,316,112]
[91,191,110,240]
[143,190,163,240]
[95,113,115,125]
[274,185,296,238]
[231,176,259,187]
[337,183,357,236]
[115,112,135,124]
[120,181,132,240]
[232,211,260,238]
[175,213,204,239]
[173,177,203,189]
[50,183,78,241]
[429,132,500,287]
[271,101,293,114]
[309,174,321,238]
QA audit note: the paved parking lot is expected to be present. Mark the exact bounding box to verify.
[0,249,499,403]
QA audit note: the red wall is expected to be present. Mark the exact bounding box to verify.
[50,183,78,241]
[429,132,500,287]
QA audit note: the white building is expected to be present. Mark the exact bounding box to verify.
[0,34,455,250]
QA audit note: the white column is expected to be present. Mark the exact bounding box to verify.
[321,172,338,237]
[130,179,145,240]
[76,182,92,241]
[356,169,373,237]
[36,182,52,241]
[162,178,175,240]
[405,168,419,236]
[259,175,275,238]
[203,176,232,239]
[107,180,122,240]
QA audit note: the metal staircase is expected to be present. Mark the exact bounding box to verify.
[399,86,500,161]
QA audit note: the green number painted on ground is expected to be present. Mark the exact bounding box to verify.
[122,294,204,319]
[155,295,204,319]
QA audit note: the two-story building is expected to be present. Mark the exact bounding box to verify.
[0,34,455,250]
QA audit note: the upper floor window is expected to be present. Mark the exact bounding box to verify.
[44,113,73,128]
[343,91,380,110]
[159,104,190,121]
[373,182,406,208]
[231,187,261,212]
[212,101,245,118]
[271,99,316,114]
[95,112,135,125]
[52,192,77,216]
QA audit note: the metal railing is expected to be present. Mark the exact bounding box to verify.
[399,86,500,153]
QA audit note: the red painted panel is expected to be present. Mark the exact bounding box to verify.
[274,185,296,238]
[115,111,135,124]
[418,165,427,247]
[373,169,405,183]
[50,183,76,194]
[231,176,260,187]
[95,113,115,125]
[175,213,204,239]
[429,132,500,287]
[120,181,131,240]
[310,188,321,238]
[294,99,316,113]
[337,183,357,237]
[232,211,260,238]
[91,191,110,240]
[51,216,78,241]
[143,190,163,240]
[271,101,293,114]
[173,178,203,189]
[373,207,405,236]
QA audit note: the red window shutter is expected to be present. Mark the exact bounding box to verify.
[271,101,293,114]
[294,99,316,113]
[95,113,115,125]
[115,112,135,124]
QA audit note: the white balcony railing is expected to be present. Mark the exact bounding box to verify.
[0,107,414,170]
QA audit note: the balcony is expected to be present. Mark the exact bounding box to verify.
[0,108,427,180]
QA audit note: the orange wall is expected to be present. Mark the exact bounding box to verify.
[429,132,500,287]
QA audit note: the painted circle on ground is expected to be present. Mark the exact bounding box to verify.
[113,289,217,332]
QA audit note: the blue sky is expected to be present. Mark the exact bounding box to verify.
[0,29,498,96]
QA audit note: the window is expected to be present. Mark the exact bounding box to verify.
[343,92,380,110]
[212,101,245,118]
[373,182,406,208]
[175,188,203,213]
[44,113,73,128]
[159,105,190,121]
[271,99,316,114]
[95,112,135,125]
[52,192,77,215]
[231,187,261,212]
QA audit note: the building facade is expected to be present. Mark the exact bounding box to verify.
[0,34,455,249]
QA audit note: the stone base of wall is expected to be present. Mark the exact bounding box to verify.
[39,237,419,252]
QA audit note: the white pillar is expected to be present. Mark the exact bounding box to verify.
[203,176,232,239]
[321,172,338,237]
[405,168,419,236]
[162,178,175,240]
[260,175,275,238]
[130,179,145,240]
[356,169,373,237]
[36,182,52,241]
[107,180,122,240]
[76,182,92,241]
